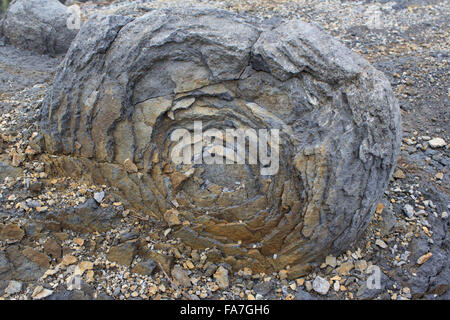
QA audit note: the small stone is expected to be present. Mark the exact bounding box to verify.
[36,206,48,213]
[124,158,138,173]
[147,252,174,275]
[61,254,77,266]
[333,281,340,292]
[86,270,95,282]
[43,239,62,259]
[355,260,368,273]
[78,261,94,275]
[163,209,181,226]
[312,276,330,295]
[380,208,397,236]
[163,228,171,237]
[294,288,314,300]
[285,264,311,279]
[148,286,158,296]
[279,269,288,280]
[93,191,105,203]
[239,267,252,277]
[29,181,42,192]
[325,255,337,268]
[31,286,53,300]
[435,172,444,180]
[296,278,305,286]
[107,242,137,266]
[132,259,157,276]
[442,212,448,219]
[337,261,354,275]
[417,252,432,265]
[185,260,195,270]
[403,204,414,218]
[393,169,406,179]
[73,238,85,246]
[11,149,25,167]
[423,226,432,237]
[253,280,272,296]
[119,230,137,243]
[171,264,191,287]
[208,283,220,292]
[375,239,388,249]
[22,247,50,268]
[43,267,59,278]
[26,199,41,208]
[214,266,229,290]
[0,223,25,241]
[375,202,385,214]
[305,281,313,291]
[204,264,217,277]
[5,281,22,295]
[428,137,446,148]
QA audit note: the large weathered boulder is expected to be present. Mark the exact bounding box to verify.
[2,0,78,54]
[40,8,401,273]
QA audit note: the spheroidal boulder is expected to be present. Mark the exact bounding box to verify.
[40,8,401,274]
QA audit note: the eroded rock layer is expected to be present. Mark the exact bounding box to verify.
[40,8,401,274]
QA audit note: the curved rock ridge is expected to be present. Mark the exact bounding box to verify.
[40,8,402,274]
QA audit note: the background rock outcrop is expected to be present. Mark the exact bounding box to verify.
[2,0,78,54]
[40,8,401,273]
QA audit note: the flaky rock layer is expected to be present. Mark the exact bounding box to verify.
[40,8,401,274]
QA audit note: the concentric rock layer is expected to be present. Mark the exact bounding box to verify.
[40,8,401,274]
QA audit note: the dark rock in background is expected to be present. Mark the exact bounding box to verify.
[2,0,79,54]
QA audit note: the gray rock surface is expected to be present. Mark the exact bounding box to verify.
[294,288,315,300]
[39,8,401,272]
[51,198,121,233]
[313,276,330,295]
[0,245,46,281]
[2,0,78,54]
[5,280,22,295]
[171,264,192,287]
[0,42,60,93]
[0,160,23,181]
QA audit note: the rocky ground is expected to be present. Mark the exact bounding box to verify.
[0,0,448,300]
